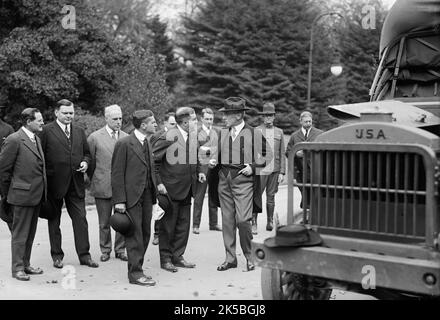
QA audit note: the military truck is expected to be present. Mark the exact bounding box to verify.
[251,0,440,299]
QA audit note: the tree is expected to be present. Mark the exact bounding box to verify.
[177,0,345,133]
[0,0,126,119]
[0,0,169,126]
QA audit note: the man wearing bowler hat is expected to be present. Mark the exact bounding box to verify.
[254,102,286,234]
[111,109,157,286]
[209,97,269,272]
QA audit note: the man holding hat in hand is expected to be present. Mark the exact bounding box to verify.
[254,102,286,234]
[111,109,157,286]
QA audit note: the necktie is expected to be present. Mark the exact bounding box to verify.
[30,135,37,146]
[231,127,237,141]
[111,130,117,140]
[65,125,70,139]
[304,129,308,140]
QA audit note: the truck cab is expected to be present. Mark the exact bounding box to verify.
[252,0,440,300]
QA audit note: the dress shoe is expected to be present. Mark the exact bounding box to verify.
[266,220,273,231]
[217,261,237,271]
[116,252,128,261]
[193,227,200,234]
[152,235,159,245]
[80,258,99,268]
[173,258,196,268]
[53,259,63,269]
[24,266,43,275]
[12,271,30,281]
[246,260,255,271]
[209,225,222,231]
[100,253,110,262]
[161,262,178,273]
[129,276,156,286]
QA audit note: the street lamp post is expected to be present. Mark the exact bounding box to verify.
[307,12,345,107]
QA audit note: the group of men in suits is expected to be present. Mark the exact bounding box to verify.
[0,97,322,285]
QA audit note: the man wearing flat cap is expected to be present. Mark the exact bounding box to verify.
[254,102,286,234]
[111,109,157,286]
[209,97,269,272]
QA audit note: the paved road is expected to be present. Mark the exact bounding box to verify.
[0,186,373,300]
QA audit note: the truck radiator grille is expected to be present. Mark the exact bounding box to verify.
[296,149,428,243]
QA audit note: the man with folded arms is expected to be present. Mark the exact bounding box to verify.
[0,108,46,281]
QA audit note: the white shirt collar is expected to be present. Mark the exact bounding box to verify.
[21,126,35,141]
[105,125,118,139]
[232,120,245,136]
[202,124,211,134]
[177,124,188,141]
[56,119,70,132]
[134,129,147,145]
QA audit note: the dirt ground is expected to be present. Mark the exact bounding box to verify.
[0,185,372,300]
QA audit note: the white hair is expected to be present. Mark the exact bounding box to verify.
[104,104,122,117]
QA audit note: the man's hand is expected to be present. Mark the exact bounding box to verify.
[198,173,207,183]
[296,150,304,158]
[208,158,217,169]
[157,183,168,195]
[238,164,253,177]
[278,174,284,184]
[114,203,126,213]
[77,161,88,173]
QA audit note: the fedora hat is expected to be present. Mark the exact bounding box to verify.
[110,209,134,236]
[258,102,276,115]
[157,193,172,213]
[264,224,322,248]
[218,97,250,112]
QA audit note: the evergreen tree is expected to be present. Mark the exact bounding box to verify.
[178,0,347,132]
[336,0,387,104]
[0,0,169,124]
[146,15,181,91]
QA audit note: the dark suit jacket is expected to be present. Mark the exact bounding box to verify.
[111,133,157,209]
[210,124,269,213]
[285,126,323,182]
[0,128,46,206]
[39,121,91,199]
[0,119,14,150]
[152,127,205,201]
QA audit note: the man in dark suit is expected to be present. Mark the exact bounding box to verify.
[40,99,98,269]
[254,102,286,234]
[209,97,269,272]
[111,110,157,286]
[87,105,128,263]
[151,112,176,246]
[285,111,323,209]
[0,105,15,231]
[192,108,221,234]
[152,107,206,273]
[0,108,46,281]
[0,105,14,149]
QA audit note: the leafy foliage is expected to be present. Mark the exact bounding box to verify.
[0,0,170,126]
